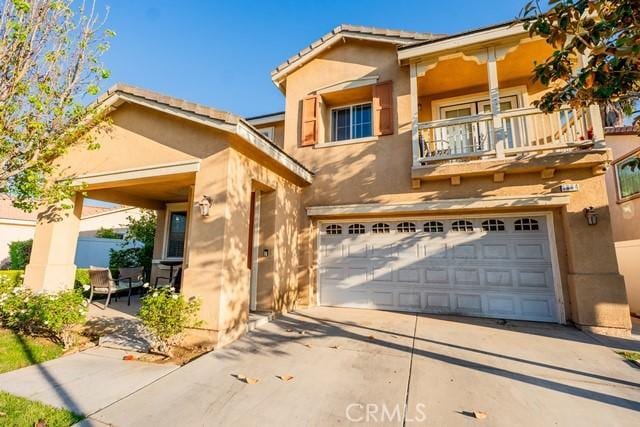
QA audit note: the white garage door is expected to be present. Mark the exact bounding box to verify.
[319,215,560,322]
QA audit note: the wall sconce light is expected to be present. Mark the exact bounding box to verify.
[198,195,213,217]
[583,206,598,226]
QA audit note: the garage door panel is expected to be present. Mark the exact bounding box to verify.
[397,267,420,283]
[482,244,510,259]
[424,268,449,284]
[425,293,453,310]
[455,294,483,313]
[319,215,559,322]
[454,269,481,286]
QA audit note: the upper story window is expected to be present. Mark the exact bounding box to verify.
[514,218,539,231]
[167,211,187,258]
[615,150,640,201]
[331,103,372,142]
[258,126,275,141]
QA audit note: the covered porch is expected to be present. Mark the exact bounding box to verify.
[22,84,313,348]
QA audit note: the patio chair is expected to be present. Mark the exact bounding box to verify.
[88,267,134,309]
[118,266,145,295]
[154,267,183,293]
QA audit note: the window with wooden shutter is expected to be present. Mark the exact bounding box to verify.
[373,80,393,136]
[301,95,319,146]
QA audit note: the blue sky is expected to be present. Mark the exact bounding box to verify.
[96,0,527,118]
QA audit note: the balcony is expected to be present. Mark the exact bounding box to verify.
[401,25,609,184]
[417,106,594,164]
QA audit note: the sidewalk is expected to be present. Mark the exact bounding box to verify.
[0,346,177,417]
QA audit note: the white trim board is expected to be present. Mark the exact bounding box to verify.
[306,194,570,217]
[69,160,201,186]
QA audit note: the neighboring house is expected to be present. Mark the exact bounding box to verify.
[0,196,143,268]
[21,21,632,347]
[604,126,640,316]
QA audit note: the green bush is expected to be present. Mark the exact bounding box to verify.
[138,288,201,355]
[8,240,32,270]
[0,285,87,349]
[109,210,156,279]
[0,271,24,293]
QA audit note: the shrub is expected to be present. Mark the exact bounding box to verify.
[0,285,87,349]
[8,240,32,270]
[109,210,156,279]
[138,287,201,355]
[0,271,24,293]
[95,227,122,239]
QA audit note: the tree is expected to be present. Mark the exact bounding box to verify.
[109,210,157,278]
[520,0,639,128]
[520,0,640,170]
[0,0,114,212]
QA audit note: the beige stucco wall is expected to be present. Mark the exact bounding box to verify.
[605,133,640,241]
[605,133,640,315]
[281,38,629,331]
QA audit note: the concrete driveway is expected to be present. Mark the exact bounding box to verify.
[82,307,640,426]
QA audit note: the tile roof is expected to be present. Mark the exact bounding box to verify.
[605,126,638,136]
[99,83,240,125]
[271,24,443,79]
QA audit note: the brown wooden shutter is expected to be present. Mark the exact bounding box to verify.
[373,81,393,136]
[301,95,319,146]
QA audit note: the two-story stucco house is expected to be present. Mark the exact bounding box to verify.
[22,21,632,346]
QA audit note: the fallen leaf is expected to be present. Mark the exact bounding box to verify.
[278,374,294,382]
[299,330,308,335]
[367,335,375,340]
[473,411,488,420]
[122,355,136,361]
[330,345,340,349]
[286,328,294,332]
[303,343,312,348]
[245,377,259,385]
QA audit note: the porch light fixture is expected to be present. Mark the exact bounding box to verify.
[198,195,213,217]
[583,206,598,226]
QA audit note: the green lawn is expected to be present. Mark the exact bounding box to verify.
[0,329,63,374]
[0,391,82,427]
[618,351,640,362]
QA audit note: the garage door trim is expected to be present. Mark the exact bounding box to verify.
[316,211,565,323]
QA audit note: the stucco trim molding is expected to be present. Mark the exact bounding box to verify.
[69,159,201,186]
[306,194,571,217]
[0,217,36,226]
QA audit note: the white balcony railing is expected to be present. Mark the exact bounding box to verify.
[417,107,593,164]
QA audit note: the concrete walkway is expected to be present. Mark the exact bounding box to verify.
[0,347,178,416]
[80,307,640,427]
[1,307,639,426]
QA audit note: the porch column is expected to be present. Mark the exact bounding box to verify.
[486,47,505,159]
[410,62,421,167]
[24,192,83,292]
[577,53,606,148]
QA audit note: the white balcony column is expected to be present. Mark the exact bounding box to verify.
[410,62,421,167]
[577,53,606,148]
[487,47,505,159]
